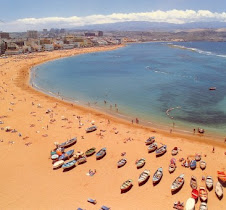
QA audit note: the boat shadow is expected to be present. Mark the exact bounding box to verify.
[63,165,76,172]
[139,176,150,187]
[153,176,163,186]
[156,152,167,158]
[171,183,184,195]
[121,185,133,194]
[96,153,106,160]
[218,179,226,187]
[216,193,223,200]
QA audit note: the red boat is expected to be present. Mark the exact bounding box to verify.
[191,189,199,199]
[217,171,226,183]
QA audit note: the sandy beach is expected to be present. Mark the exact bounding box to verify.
[0,46,225,210]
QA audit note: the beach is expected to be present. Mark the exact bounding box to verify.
[0,46,225,210]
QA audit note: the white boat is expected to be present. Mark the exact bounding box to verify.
[171,174,185,192]
[185,198,195,210]
[53,160,64,169]
[199,202,208,210]
[138,169,150,185]
[51,154,59,160]
[199,186,208,202]
[153,167,163,184]
[136,158,145,169]
[117,158,127,168]
[215,181,223,198]
[148,142,157,153]
[200,160,206,170]
[205,176,213,189]
[190,176,197,189]
[120,179,133,192]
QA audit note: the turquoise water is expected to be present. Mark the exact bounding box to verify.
[31,42,226,137]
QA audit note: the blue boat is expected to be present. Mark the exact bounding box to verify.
[57,137,77,148]
[96,148,106,160]
[62,160,76,169]
[190,160,197,169]
[59,149,74,160]
[156,145,167,157]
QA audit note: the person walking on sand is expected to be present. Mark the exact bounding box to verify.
[212,147,215,153]
[193,128,196,134]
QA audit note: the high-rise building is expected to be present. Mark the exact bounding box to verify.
[43,29,48,34]
[0,32,10,39]
[27,30,38,39]
[98,31,103,37]
[85,32,96,37]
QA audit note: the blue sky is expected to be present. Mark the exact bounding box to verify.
[0,0,226,32]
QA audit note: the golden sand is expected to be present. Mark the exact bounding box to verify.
[0,46,225,210]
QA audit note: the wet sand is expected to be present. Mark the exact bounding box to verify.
[0,46,225,210]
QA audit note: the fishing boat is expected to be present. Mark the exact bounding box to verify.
[85,147,96,157]
[53,160,64,169]
[173,201,184,210]
[217,171,226,183]
[77,156,87,164]
[169,158,176,173]
[171,147,178,156]
[138,169,150,185]
[59,149,74,161]
[147,142,157,153]
[86,126,97,133]
[198,128,205,134]
[191,189,199,200]
[156,145,167,157]
[195,154,201,161]
[190,176,197,189]
[136,158,145,169]
[206,176,213,190]
[96,148,106,160]
[56,137,77,148]
[153,167,163,184]
[120,179,133,192]
[200,160,206,170]
[171,174,185,192]
[145,136,155,145]
[51,154,59,160]
[100,205,110,210]
[209,87,216,90]
[185,198,195,210]
[199,186,208,202]
[62,160,76,169]
[215,181,223,198]
[199,202,208,210]
[74,151,84,160]
[190,160,196,169]
[117,158,127,168]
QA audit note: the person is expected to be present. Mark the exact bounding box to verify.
[193,128,195,134]
[212,147,215,153]
[170,129,172,133]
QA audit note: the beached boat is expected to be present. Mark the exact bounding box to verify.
[199,186,208,202]
[136,158,145,169]
[86,126,97,133]
[51,154,59,160]
[96,148,106,160]
[85,147,96,157]
[100,205,110,210]
[62,160,76,169]
[117,158,127,168]
[56,137,77,148]
[77,157,87,164]
[171,147,178,156]
[169,158,176,173]
[59,149,74,160]
[190,176,197,189]
[171,174,185,192]
[199,202,208,210]
[217,171,226,183]
[198,128,205,134]
[148,142,157,153]
[190,160,196,169]
[145,136,155,145]
[87,198,97,204]
[185,198,195,210]
[120,179,133,192]
[191,189,199,200]
[153,167,163,184]
[195,154,201,161]
[53,160,64,169]
[173,201,184,210]
[215,181,223,198]
[206,176,213,190]
[74,151,84,160]
[156,145,167,157]
[209,87,216,90]
[200,160,206,170]
[138,170,150,185]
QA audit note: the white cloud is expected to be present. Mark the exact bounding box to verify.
[1,10,226,32]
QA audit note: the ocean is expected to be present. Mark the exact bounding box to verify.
[31,42,226,138]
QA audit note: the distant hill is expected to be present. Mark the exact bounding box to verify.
[72,21,226,31]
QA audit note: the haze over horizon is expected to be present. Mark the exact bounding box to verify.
[0,0,226,32]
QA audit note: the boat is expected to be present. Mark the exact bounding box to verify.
[153,167,163,184]
[62,160,76,169]
[190,160,196,169]
[96,148,106,160]
[136,158,145,169]
[191,189,199,200]
[217,171,226,183]
[51,154,59,160]
[120,179,133,192]
[59,149,74,160]
[199,186,208,202]
[185,198,195,210]
[117,158,127,168]
[206,176,213,190]
[147,142,157,153]
[100,205,110,210]
[195,154,201,161]
[56,137,77,148]
[145,136,155,145]
[198,128,205,134]
[200,160,206,170]
[138,169,150,185]
[156,145,167,157]
[171,147,178,156]
[86,126,97,133]
[215,181,223,198]
[85,147,96,157]
[190,176,197,189]
[171,174,185,192]
[209,87,216,90]
[53,160,64,169]
[77,156,87,164]
[87,198,97,204]
[199,202,208,210]
[169,158,176,173]
[173,201,184,210]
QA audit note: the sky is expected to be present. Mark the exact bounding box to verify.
[0,0,226,32]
